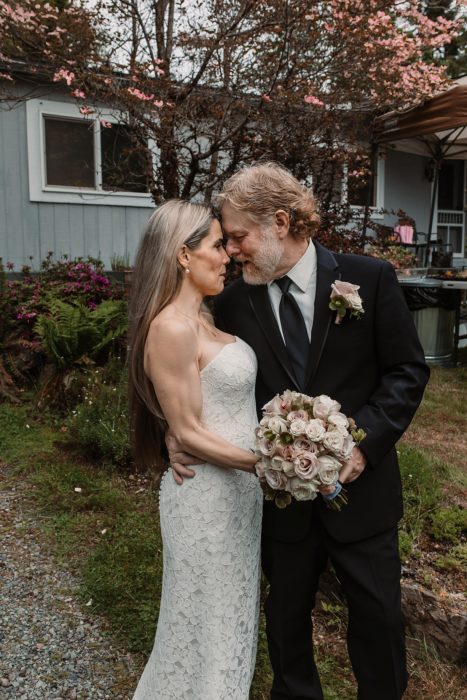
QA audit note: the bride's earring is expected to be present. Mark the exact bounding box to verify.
[185,267,190,273]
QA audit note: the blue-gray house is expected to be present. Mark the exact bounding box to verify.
[1,79,465,269]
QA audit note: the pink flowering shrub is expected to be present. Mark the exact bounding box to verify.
[0,254,127,397]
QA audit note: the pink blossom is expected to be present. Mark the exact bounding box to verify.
[304,95,324,107]
[262,94,272,102]
[100,120,112,128]
[53,69,75,86]
[127,87,154,101]
[71,89,86,99]
[79,106,94,115]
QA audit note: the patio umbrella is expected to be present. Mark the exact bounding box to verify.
[371,77,467,251]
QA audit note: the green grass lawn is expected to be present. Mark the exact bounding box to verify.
[0,365,466,699]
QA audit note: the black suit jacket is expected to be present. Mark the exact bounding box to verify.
[214,242,430,543]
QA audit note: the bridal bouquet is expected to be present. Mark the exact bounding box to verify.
[254,391,366,510]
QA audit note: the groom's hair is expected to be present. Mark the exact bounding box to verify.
[215,161,320,240]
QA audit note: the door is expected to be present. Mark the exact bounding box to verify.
[436,159,466,258]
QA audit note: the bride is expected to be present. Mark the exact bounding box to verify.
[128,200,263,700]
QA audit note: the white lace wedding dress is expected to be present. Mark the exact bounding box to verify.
[132,337,263,700]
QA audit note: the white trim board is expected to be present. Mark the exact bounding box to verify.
[26,99,154,208]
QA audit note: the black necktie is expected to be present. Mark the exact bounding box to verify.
[275,276,309,387]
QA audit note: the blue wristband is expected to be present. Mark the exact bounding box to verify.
[322,481,343,501]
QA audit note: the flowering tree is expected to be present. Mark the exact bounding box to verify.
[0,0,460,207]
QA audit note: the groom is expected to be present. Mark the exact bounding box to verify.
[173,162,429,699]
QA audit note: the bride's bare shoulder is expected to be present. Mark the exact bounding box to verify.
[146,307,197,354]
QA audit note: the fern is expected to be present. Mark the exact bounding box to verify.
[35,299,128,369]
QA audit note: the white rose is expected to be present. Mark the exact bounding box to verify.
[313,395,341,420]
[327,412,349,431]
[282,460,296,477]
[287,476,319,501]
[268,416,289,434]
[346,292,363,311]
[270,455,285,471]
[322,431,345,455]
[305,418,327,442]
[265,469,288,491]
[289,419,308,436]
[255,459,268,479]
[317,455,341,485]
[335,435,355,461]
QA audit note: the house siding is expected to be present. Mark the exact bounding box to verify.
[0,99,152,269]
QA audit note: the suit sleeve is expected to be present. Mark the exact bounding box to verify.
[352,262,430,467]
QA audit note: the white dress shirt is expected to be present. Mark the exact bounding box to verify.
[267,241,317,343]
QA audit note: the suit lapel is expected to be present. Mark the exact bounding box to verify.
[248,285,300,390]
[305,243,340,387]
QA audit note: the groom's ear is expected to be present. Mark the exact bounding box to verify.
[275,209,290,239]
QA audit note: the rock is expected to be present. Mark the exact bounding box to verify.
[318,567,467,663]
[402,582,467,663]
[1,678,11,687]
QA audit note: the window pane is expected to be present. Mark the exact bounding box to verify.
[101,124,150,193]
[44,117,95,188]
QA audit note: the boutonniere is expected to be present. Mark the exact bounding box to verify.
[329,280,364,325]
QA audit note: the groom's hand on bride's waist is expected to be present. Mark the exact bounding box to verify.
[166,434,200,485]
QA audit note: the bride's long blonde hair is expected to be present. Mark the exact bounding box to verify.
[128,199,214,470]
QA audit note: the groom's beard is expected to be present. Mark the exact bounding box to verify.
[240,226,283,285]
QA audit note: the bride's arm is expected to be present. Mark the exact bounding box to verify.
[145,318,258,473]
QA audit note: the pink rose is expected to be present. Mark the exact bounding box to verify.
[262,395,285,415]
[287,409,309,422]
[312,395,341,420]
[331,281,363,311]
[265,470,288,490]
[257,438,276,457]
[293,451,320,480]
[274,444,295,460]
[293,437,316,453]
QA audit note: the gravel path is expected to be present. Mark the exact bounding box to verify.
[0,472,141,699]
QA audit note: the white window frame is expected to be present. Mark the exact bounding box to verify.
[341,155,385,219]
[26,98,155,207]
